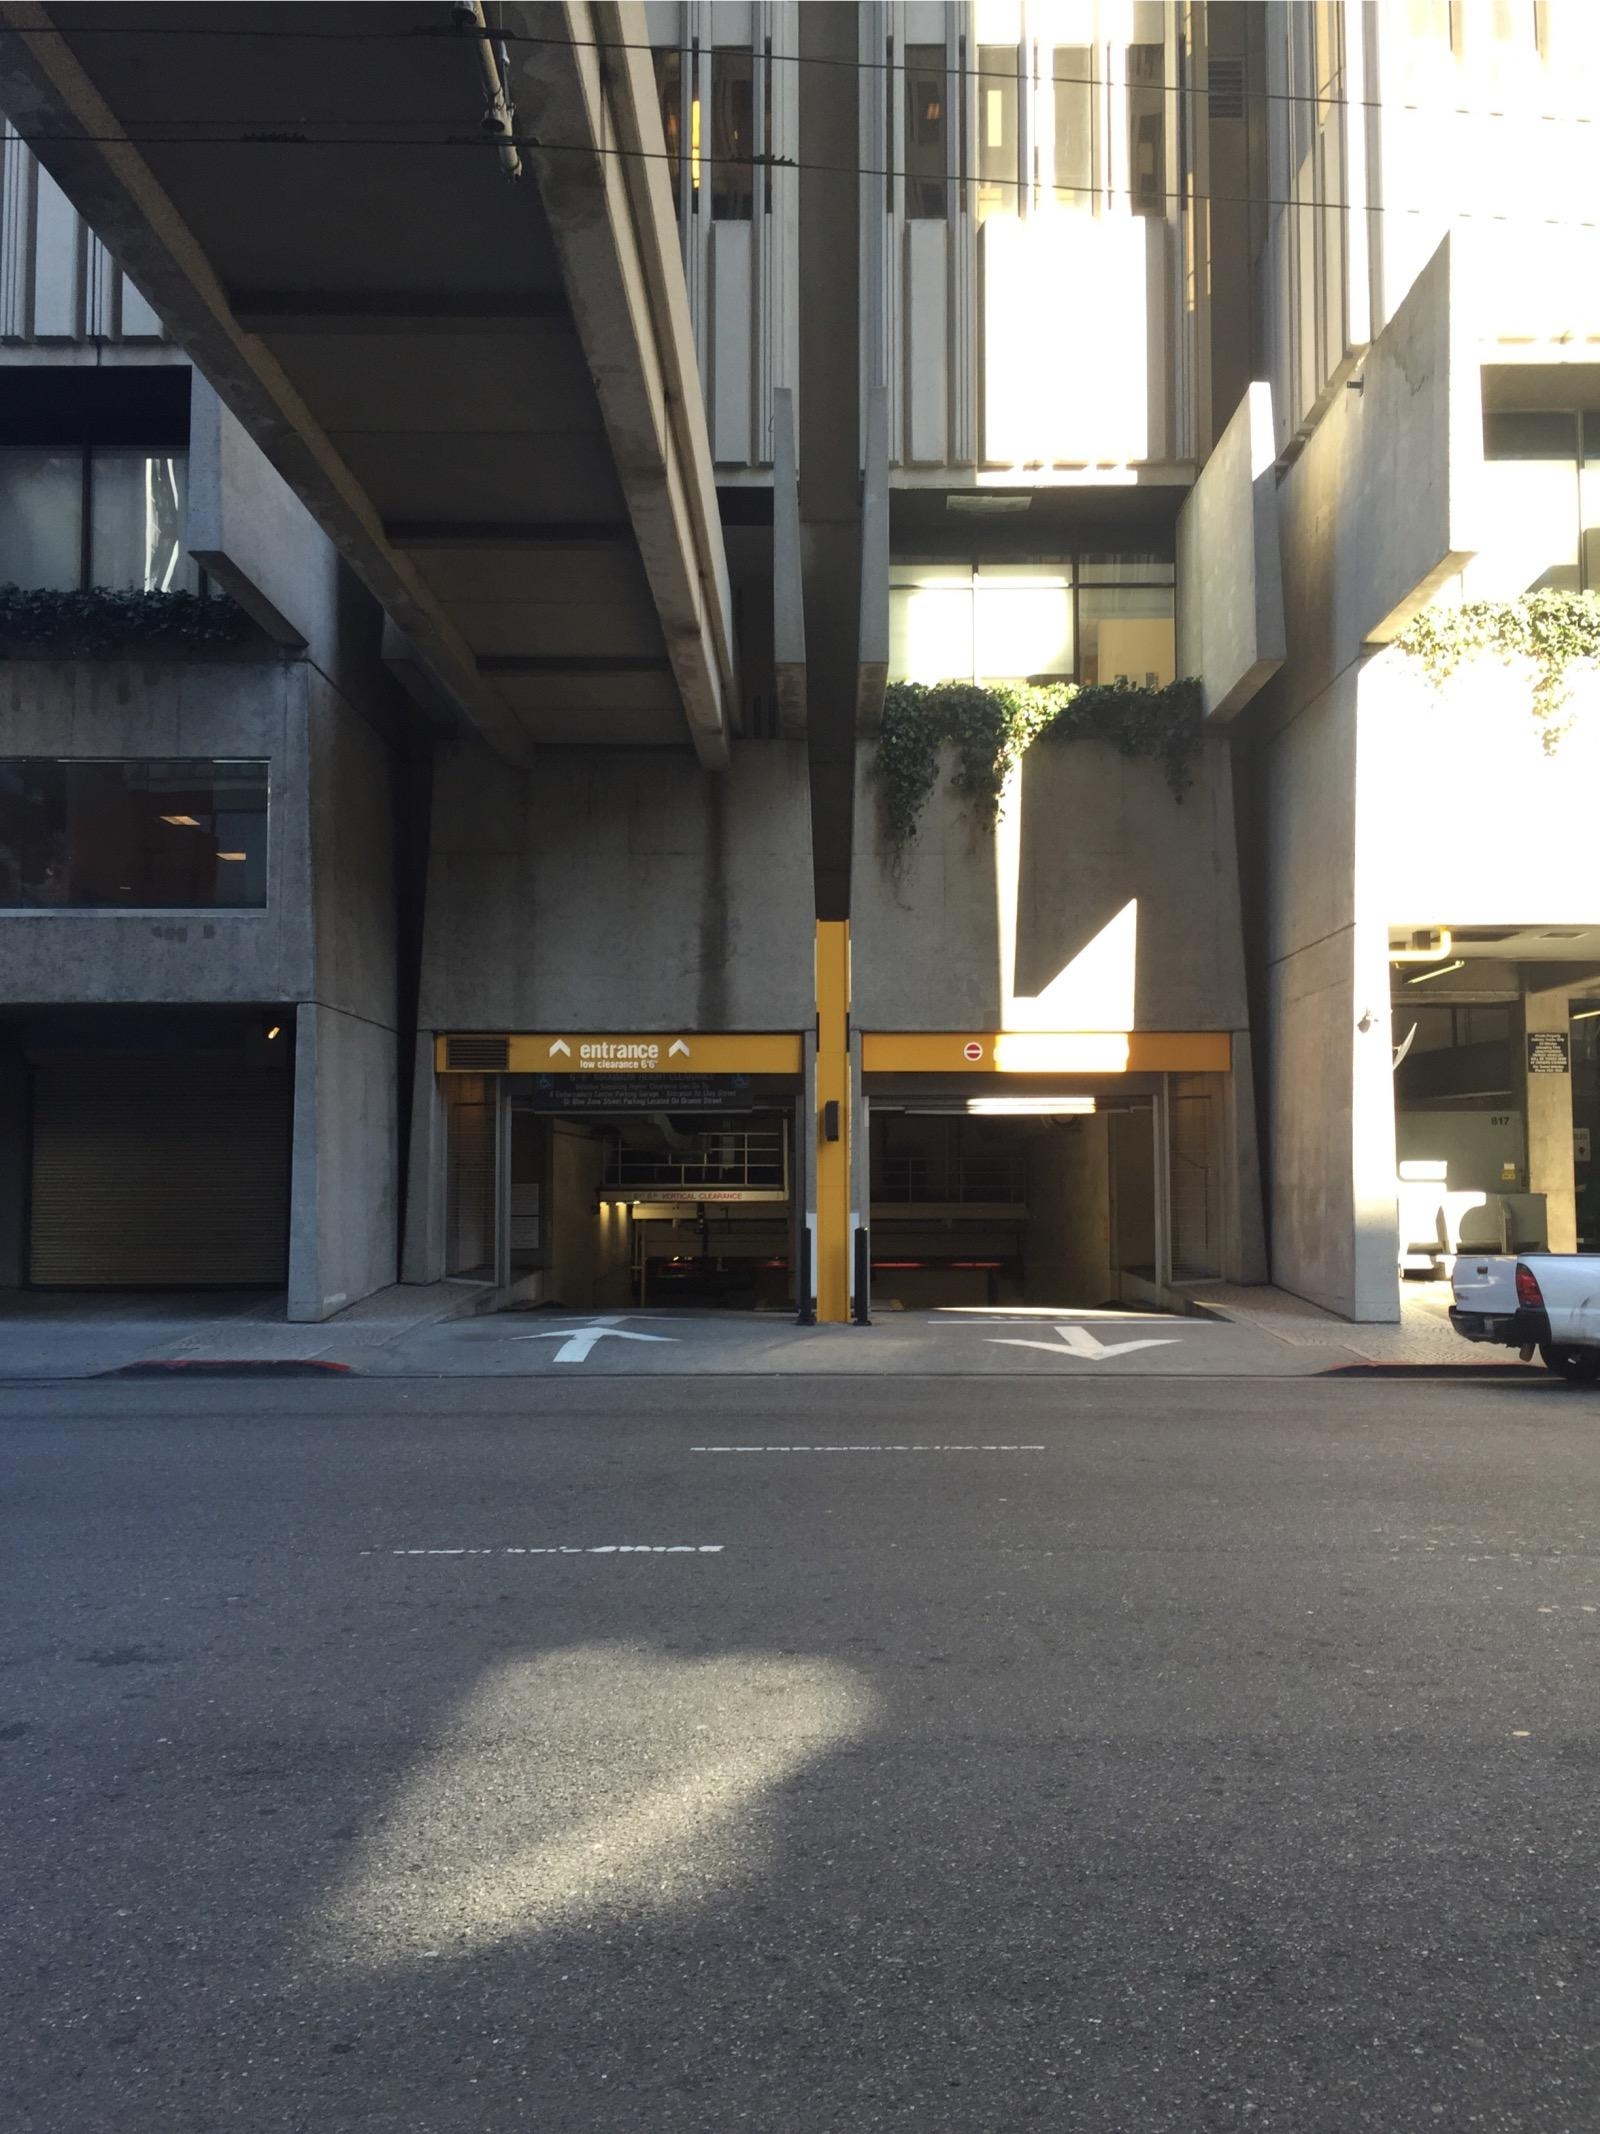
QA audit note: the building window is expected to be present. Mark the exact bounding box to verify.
[0,760,268,909]
[653,47,683,210]
[976,44,1019,222]
[1053,45,1096,209]
[1126,44,1166,216]
[888,557,1175,690]
[1077,556,1178,686]
[904,45,948,219]
[710,46,754,220]
[0,447,196,594]
[1481,409,1593,593]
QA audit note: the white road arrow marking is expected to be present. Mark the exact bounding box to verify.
[668,1038,691,1058]
[548,1038,572,1058]
[989,1324,1178,1362]
[512,1315,679,1364]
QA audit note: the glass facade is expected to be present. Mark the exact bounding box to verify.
[888,557,1175,689]
[0,760,268,909]
[0,447,196,593]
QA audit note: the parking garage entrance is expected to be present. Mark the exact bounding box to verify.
[437,1033,803,1312]
[859,1033,1234,1314]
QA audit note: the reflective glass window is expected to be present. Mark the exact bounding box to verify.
[711,47,754,220]
[1127,45,1166,216]
[0,760,267,909]
[0,449,83,591]
[905,45,948,218]
[89,452,196,593]
[976,45,1019,222]
[1053,46,1096,208]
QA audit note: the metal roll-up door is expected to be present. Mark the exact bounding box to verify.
[28,1054,291,1287]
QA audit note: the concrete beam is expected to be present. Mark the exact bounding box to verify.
[514,0,736,768]
[1176,381,1286,723]
[771,385,806,739]
[0,3,534,767]
[230,293,566,335]
[386,521,633,551]
[856,384,889,736]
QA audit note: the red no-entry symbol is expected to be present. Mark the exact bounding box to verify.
[963,1041,984,1061]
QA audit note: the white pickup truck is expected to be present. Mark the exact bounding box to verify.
[1450,1256,1600,1380]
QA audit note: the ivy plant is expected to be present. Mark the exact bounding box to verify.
[875,674,1203,865]
[1393,588,1600,751]
[0,585,255,658]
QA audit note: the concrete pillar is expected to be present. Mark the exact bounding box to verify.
[288,1003,399,1322]
[1221,1031,1269,1283]
[1522,985,1577,1253]
[1350,918,1402,1322]
[0,1025,27,1288]
[400,1031,447,1284]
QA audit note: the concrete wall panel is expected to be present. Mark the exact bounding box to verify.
[1271,237,1480,721]
[418,740,814,1032]
[288,1002,398,1322]
[852,735,1249,1033]
[0,659,311,1005]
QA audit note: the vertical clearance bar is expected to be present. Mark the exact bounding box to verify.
[815,919,852,1322]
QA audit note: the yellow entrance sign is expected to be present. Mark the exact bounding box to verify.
[862,1031,1232,1074]
[436,1032,802,1075]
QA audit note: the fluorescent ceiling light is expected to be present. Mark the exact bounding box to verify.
[1405,959,1466,985]
[1573,1007,1600,1021]
[966,1096,1096,1115]
[217,852,247,861]
[160,813,201,827]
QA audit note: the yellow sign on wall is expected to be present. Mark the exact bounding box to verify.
[862,1031,1232,1075]
[436,1033,803,1075]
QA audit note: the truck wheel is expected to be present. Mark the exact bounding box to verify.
[1539,1343,1600,1383]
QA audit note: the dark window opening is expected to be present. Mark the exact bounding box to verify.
[0,759,268,909]
[905,44,948,219]
[711,46,754,220]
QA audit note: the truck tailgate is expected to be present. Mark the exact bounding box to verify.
[1451,1256,1519,1314]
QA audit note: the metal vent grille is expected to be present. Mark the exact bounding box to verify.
[1208,57,1247,120]
[446,1035,510,1072]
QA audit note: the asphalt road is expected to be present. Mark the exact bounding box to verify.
[3,1373,1598,2133]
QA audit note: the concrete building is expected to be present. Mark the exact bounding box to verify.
[0,2,1593,1324]
[1232,0,1600,1319]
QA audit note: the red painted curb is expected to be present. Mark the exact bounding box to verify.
[109,1359,353,1378]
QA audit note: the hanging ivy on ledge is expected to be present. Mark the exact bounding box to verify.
[875,675,1204,865]
[0,585,256,658]
[1393,589,1600,752]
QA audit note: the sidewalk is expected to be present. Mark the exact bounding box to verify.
[1188,1277,1471,1365]
[0,1281,489,1382]
[0,1276,1531,1383]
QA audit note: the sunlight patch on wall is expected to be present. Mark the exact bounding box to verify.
[307,1644,875,1971]
[994,772,1140,1034]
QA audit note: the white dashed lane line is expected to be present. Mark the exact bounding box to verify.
[368,1545,726,1557]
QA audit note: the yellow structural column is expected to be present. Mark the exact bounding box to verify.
[814,918,852,1323]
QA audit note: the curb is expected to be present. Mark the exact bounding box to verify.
[106,1359,353,1379]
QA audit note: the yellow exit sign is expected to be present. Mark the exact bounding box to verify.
[437,1033,803,1074]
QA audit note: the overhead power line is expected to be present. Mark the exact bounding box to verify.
[4,120,1597,233]
[0,14,1593,131]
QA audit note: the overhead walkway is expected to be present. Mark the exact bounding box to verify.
[0,0,735,763]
